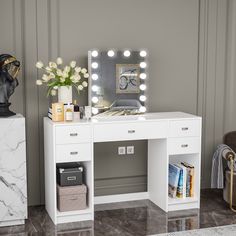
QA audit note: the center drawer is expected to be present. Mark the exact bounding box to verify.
[56,143,91,163]
[55,125,91,144]
[93,121,168,142]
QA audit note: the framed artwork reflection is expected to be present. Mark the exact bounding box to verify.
[116,64,140,94]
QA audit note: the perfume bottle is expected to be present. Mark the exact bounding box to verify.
[65,103,73,121]
[73,100,80,122]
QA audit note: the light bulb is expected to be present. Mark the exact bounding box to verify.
[107,50,115,57]
[92,85,98,92]
[92,96,98,103]
[140,73,147,80]
[92,74,98,80]
[139,106,146,113]
[140,50,147,57]
[91,50,98,57]
[124,50,131,57]
[92,62,98,69]
[139,95,146,102]
[140,62,147,68]
[139,84,146,91]
[92,107,99,115]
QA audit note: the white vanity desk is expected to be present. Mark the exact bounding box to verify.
[44,112,202,225]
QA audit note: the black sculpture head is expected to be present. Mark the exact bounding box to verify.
[0,54,20,117]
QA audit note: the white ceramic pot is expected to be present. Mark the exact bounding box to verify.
[58,86,72,104]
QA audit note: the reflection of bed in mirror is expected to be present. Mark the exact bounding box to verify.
[88,50,148,116]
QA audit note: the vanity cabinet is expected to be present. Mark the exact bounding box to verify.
[44,112,201,225]
[0,115,27,227]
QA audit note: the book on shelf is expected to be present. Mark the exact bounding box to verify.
[181,162,195,198]
[168,164,181,198]
[175,163,187,199]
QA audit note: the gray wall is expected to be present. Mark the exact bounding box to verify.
[0,0,233,206]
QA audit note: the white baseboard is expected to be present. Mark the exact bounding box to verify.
[94,192,149,205]
[0,219,25,227]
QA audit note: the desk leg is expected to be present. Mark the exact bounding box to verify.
[148,139,168,212]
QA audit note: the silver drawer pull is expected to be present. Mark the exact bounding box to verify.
[181,127,189,131]
[70,151,78,155]
[70,133,78,137]
[181,144,188,148]
[128,130,135,134]
[67,176,76,181]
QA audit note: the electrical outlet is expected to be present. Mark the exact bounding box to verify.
[127,146,134,154]
[118,146,126,155]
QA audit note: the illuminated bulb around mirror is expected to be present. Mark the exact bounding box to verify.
[91,50,98,57]
[92,74,98,80]
[124,50,131,57]
[140,62,147,68]
[92,85,98,92]
[139,106,146,113]
[92,107,99,115]
[139,84,146,91]
[92,96,98,103]
[139,95,146,102]
[140,50,147,57]
[140,73,147,80]
[92,62,98,69]
[107,50,115,57]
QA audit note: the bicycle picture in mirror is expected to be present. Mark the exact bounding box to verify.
[116,64,140,94]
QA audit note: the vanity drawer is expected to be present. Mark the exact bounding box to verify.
[55,125,91,144]
[169,119,201,137]
[56,143,91,163]
[93,121,168,142]
[168,137,200,155]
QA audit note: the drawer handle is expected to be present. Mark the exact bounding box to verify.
[70,151,78,155]
[128,130,135,134]
[67,176,76,181]
[70,133,78,137]
[181,127,189,131]
[181,144,189,148]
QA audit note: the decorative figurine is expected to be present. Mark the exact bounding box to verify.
[0,54,20,117]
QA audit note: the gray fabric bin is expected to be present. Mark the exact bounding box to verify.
[57,184,87,212]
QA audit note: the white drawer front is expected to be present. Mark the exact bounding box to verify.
[93,121,168,142]
[55,125,91,144]
[56,143,91,163]
[168,137,200,155]
[169,120,201,137]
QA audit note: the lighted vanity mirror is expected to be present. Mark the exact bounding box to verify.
[88,49,148,116]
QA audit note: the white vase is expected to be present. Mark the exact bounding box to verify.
[58,86,72,104]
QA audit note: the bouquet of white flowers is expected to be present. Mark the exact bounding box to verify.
[35,57,89,96]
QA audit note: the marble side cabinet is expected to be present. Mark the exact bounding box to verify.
[0,114,27,227]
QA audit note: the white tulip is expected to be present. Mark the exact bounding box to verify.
[45,66,51,72]
[49,62,57,68]
[84,73,89,78]
[57,69,63,76]
[53,86,58,90]
[78,85,83,90]
[81,68,87,74]
[56,57,63,65]
[82,81,88,87]
[49,73,55,79]
[51,89,57,96]
[36,61,44,69]
[60,77,65,83]
[42,74,48,81]
[36,79,43,85]
[75,67,81,73]
[62,71,68,79]
[64,66,70,73]
[70,61,76,68]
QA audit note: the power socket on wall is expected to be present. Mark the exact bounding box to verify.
[118,146,126,155]
[127,146,134,155]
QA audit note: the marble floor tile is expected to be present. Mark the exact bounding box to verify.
[0,189,236,235]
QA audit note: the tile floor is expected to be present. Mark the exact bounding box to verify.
[0,189,236,236]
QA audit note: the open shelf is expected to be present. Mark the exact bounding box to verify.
[57,207,92,216]
[168,197,198,205]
